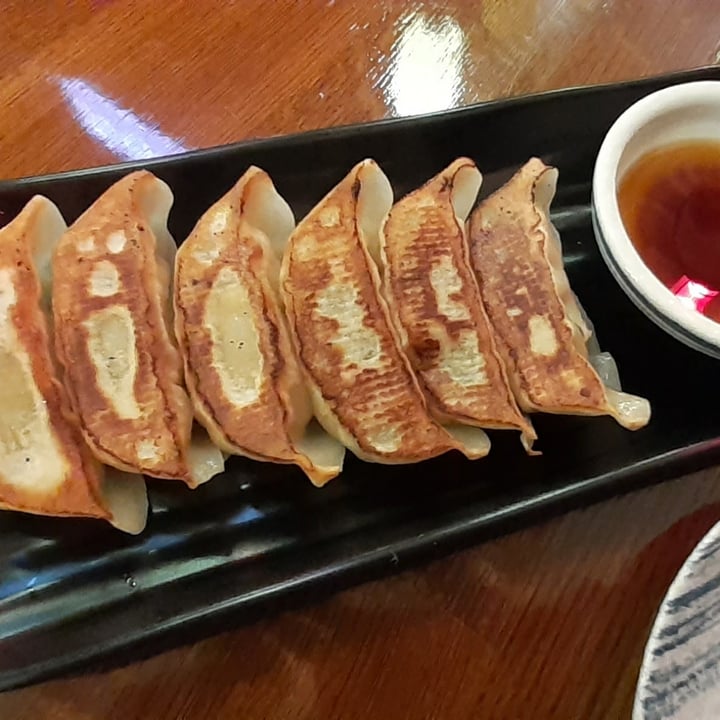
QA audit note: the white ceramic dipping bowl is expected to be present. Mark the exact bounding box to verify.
[592,80,720,359]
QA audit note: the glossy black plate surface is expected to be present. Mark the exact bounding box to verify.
[1,67,719,693]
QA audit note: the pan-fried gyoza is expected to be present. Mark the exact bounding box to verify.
[468,158,650,429]
[174,166,345,486]
[52,171,225,487]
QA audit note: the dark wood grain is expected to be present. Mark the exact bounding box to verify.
[1,1,720,717]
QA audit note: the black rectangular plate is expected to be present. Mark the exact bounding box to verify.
[1,67,720,693]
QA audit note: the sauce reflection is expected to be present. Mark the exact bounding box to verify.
[671,276,719,315]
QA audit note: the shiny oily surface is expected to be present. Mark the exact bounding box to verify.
[1,2,720,719]
[618,141,720,323]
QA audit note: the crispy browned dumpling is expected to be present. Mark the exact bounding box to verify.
[174,166,345,486]
[52,171,225,486]
[280,159,490,464]
[0,196,147,533]
[468,158,650,429]
[380,158,536,451]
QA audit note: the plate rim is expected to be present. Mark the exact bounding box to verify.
[634,519,720,719]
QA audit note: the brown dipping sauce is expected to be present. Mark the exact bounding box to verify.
[617,140,720,323]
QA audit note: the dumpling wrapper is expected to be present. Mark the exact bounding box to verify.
[280,159,490,464]
[468,158,650,429]
[52,171,225,487]
[174,166,345,486]
[379,158,536,451]
[0,196,147,533]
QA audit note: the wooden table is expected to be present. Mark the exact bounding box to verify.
[1,1,719,717]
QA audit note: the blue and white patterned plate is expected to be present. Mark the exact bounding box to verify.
[635,521,720,720]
